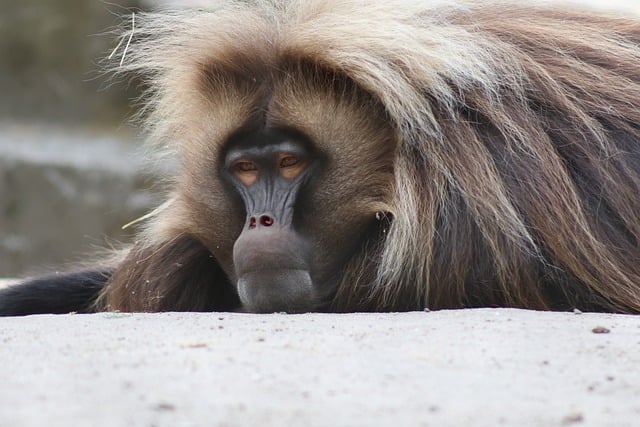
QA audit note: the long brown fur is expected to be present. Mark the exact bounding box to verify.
[102,0,640,313]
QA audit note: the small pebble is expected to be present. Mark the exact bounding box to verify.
[562,413,584,425]
[154,403,176,412]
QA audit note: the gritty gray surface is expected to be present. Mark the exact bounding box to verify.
[1,305,639,427]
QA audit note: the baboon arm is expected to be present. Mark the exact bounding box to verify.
[0,269,111,316]
[101,234,240,313]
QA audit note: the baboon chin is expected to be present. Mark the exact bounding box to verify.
[1,0,640,316]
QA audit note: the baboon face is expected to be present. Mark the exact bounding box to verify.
[180,64,396,313]
[224,127,321,312]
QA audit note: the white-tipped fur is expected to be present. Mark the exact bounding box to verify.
[109,0,640,312]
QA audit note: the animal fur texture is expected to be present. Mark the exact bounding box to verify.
[29,0,640,314]
[96,0,640,313]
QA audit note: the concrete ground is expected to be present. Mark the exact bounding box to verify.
[1,277,638,427]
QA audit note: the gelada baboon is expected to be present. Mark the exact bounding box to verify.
[1,0,640,316]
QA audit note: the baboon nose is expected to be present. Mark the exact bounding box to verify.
[248,214,275,229]
[260,215,274,227]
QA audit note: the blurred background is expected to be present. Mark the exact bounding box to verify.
[0,0,639,277]
[0,0,162,277]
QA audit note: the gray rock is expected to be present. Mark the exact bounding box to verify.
[0,123,157,277]
[0,0,142,123]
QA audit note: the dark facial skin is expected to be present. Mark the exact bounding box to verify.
[223,128,320,313]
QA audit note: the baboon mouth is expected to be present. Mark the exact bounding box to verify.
[236,268,316,313]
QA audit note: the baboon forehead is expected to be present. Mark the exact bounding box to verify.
[128,1,454,159]
[183,52,395,154]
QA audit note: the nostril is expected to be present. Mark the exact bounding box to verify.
[249,216,257,229]
[260,215,274,227]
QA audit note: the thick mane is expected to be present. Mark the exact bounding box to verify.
[113,0,640,312]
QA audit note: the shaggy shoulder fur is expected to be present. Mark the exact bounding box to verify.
[107,0,640,312]
[2,0,639,315]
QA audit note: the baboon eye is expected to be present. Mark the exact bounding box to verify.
[234,161,257,172]
[232,160,258,186]
[278,154,306,179]
[280,155,299,168]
